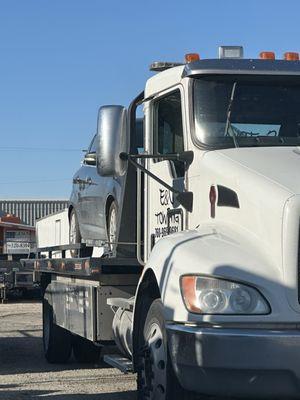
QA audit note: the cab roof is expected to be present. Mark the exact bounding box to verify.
[145,58,300,98]
[145,65,185,98]
[183,58,300,77]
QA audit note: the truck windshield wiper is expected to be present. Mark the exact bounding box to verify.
[224,82,239,148]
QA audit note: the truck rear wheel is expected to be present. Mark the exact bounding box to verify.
[137,299,195,400]
[72,335,101,363]
[43,299,72,363]
[69,209,93,257]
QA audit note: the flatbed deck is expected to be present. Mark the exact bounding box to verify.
[22,244,142,281]
[36,257,141,277]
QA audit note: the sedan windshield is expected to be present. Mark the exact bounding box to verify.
[193,76,300,148]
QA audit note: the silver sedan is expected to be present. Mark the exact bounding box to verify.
[68,118,143,257]
[69,134,122,257]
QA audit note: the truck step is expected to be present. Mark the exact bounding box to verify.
[103,354,133,374]
[107,297,134,311]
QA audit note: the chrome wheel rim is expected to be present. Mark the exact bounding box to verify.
[141,322,167,400]
[109,208,117,249]
[69,213,77,244]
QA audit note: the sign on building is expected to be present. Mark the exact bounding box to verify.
[5,230,31,254]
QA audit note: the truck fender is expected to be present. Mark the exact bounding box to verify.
[131,268,161,371]
[131,226,284,371]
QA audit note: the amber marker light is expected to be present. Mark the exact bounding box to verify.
[185,53,200,63]
[181,275,199,312]
[284,52,299,61]
[259,51,275,60]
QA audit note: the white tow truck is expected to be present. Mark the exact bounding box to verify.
[31,46,300,399]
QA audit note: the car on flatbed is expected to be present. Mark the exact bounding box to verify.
[69,119,144,256]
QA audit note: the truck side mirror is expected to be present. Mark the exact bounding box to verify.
[96,105,128,177]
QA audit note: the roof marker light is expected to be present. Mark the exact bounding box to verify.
[259,51,275,60]
[185,53,200,63]
[219,46,243,59]
[149,61,183,72]
[284,52,299,61]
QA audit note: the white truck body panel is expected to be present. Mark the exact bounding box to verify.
[36,209,69,257]
[36,209,104,257]
[36,209,69,248]
[141,143,300,323]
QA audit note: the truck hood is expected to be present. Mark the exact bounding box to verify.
[218,146,300,195]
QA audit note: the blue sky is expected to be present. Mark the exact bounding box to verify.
[0,0,299,199]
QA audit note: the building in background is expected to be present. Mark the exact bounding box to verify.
[0,214,35,258]
[0,214,38,301]
[0,200,69,227]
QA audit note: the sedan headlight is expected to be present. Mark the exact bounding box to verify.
[181,275,270,315]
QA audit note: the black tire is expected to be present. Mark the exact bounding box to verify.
[137,299,195,400]
[43,299,72,363]
[69,209,93,258]
[72,335,101,363]
[107,201,118,256]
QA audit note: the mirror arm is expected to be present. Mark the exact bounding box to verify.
[121,153,193,212]
[123,150,194,167]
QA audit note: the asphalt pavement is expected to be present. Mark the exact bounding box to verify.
[0,301,136,400]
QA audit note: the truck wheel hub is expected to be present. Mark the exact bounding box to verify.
[142,322,167,399]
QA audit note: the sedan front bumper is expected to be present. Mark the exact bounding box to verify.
[167,324,300,398]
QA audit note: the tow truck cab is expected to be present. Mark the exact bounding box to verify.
[40,46,300,399]
[130,47,300,398]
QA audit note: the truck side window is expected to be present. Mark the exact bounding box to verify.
[154,90,185,177]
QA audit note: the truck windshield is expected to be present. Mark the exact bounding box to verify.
[193,76,300,149]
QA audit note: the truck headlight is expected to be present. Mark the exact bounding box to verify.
[181,275,270,315]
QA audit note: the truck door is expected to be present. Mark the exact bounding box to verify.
[145,88,187,258]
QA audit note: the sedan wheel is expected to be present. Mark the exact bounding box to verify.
[69,209,92,257]
[107,202,118,256]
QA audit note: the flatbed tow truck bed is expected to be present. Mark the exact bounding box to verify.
[23,244,142,371]
[23,244,142,279]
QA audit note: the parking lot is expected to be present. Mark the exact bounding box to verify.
[0,301,136,400]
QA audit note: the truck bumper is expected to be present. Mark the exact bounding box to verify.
[167,324,300,398]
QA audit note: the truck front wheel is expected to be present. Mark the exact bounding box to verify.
[137,299,194,400]
[43,299,72,363]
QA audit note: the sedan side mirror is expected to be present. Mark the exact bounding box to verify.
[84,152,96,166]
